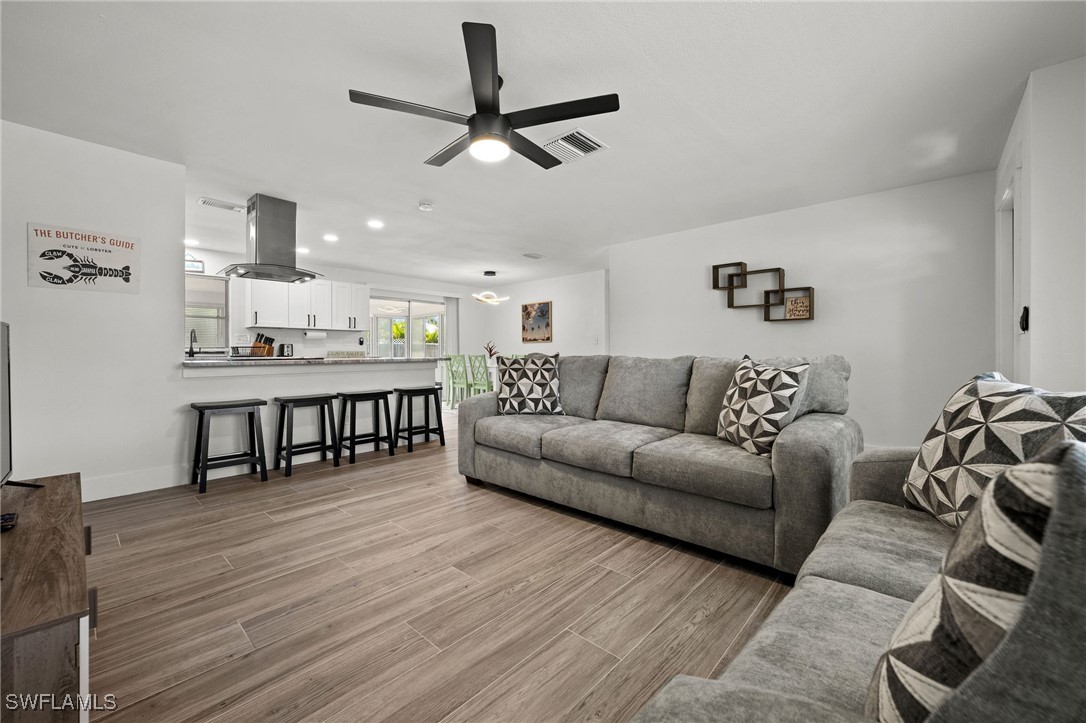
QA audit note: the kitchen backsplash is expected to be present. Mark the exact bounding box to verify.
[235,328,369,357]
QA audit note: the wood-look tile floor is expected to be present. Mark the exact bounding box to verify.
[84,412,791,723]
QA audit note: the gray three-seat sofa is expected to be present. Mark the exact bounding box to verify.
[457,354,863,574]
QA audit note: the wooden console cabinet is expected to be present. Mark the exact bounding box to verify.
[1,474,93,723]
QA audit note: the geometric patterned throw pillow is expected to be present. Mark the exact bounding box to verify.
[867,454,1058,722]
[496,354,563,415]
[904,372,1086,528]
[717,355,810,457]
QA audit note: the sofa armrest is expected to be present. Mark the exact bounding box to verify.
[771,413,864,573]
[457,392,499,478]
[849,447,918,505]
[632,677,869,723]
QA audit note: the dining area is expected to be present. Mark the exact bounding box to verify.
[441,353,531,407]
[442,353,493,407]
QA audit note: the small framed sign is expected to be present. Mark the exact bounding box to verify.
[786,296,810,320]
[28,222,140,293]
[184,254,205,273]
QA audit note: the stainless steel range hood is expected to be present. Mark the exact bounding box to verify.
[220,194,321,283]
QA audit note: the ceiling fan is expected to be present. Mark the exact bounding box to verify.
[348,22,619,169]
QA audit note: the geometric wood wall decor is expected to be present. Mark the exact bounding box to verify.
[712,261,748,290]
[727,267,785,309]
[764,286,814,322]
[713,261,815,322]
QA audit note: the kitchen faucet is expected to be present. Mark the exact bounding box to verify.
[188,329,197,358]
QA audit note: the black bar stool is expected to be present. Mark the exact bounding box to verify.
[336,390,395,463]
[273,394,340,477]
[393,385,445,453]
[189,399,268,494]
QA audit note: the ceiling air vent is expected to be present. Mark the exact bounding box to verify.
[542,128,608,164]
[198,197,246,213]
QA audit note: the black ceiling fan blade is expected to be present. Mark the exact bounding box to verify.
[424,133,471,166]
[509,130,561,169]
[348,90,469,125]
[462,22,500,114]
[505,93,620,129]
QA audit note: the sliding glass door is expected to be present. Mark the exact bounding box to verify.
[370,297,444,359]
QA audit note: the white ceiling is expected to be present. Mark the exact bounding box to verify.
[3,2,1083,286]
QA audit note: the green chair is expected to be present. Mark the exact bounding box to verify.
[468,354,493,395]
[446,355,470,407]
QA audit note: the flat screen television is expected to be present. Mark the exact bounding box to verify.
[1,321,11,485]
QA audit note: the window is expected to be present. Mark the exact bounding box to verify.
[370,297,444,359]
[184,274,228,350]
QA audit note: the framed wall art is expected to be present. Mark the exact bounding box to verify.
[521,300,552,343]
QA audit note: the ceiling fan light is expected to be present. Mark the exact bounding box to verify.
[469,136,511,163]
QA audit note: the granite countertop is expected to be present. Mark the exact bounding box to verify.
[182,357,445,368]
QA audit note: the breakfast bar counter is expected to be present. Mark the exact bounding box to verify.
[180,357,445,478]
[181,357,444,379]
[182,357,441,368]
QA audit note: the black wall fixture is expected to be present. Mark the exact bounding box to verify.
[712,262,814,322]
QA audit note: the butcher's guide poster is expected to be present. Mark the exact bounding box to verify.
[28,223,140,294]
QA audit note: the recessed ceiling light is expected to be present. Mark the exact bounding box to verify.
[418,201,434,212]
[523,252,544,260]
[183,239,200,247]
[367,219,384,229]
[483,270,497,277]
[323,234,339,242]
[297,247,310,254]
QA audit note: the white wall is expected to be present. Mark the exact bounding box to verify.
[1,122,187,500]
[1027,58,1085,391]
[608,171,997,447]
[459,269,609,358]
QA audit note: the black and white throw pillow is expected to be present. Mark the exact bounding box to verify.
[496,354,563,415]
[867,454,1058,722]
[904,372,1086,528]
[717,356,809,457]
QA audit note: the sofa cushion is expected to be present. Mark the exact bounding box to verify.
[542,420,678,477]
[904,372,1086,528]
[496,354,563,415]
[685,357,741,435]
[595,356,695,431]
[760,354,851,416]
[557,355,610,420]
[632,433,773,509]
[719,576,911,715]
[718,356,810,457]
[798,501,954,601]
[475,415,592,459]
[867,455,1060,723]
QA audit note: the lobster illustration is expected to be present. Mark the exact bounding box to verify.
[38,249,131,286]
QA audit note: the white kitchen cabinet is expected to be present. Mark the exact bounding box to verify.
[331,282,369,330]
[287,283,310,328]
[311,280,332,329]
[350,283,370,331]
[330,282,353,330]
[246,279,289,328]
[288,280,333,329]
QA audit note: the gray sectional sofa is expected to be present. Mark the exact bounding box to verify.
[633,444,1086,722]
[457,354,863,574]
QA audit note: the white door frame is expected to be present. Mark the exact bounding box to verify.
[995,143,1028,383]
